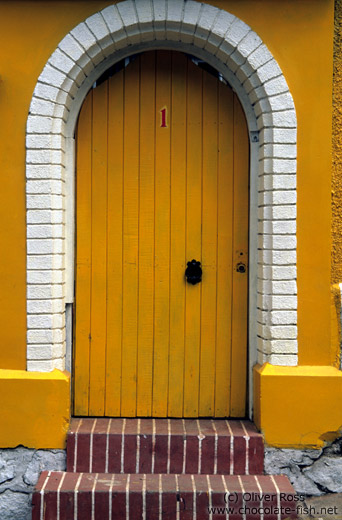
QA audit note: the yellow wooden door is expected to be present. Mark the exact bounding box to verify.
[74,51,249,418]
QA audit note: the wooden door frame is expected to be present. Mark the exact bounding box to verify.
[25,1,298,419]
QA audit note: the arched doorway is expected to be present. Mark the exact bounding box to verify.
[73,50,249,417]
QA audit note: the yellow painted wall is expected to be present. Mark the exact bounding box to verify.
[0,0,335,370]
[254,363,342,448]
[0,369,70,448]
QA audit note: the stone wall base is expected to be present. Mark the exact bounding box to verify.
[265,438,342,496]
[0,447,66,520]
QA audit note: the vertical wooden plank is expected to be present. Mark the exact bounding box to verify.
[168,52,187,417]
[183,60,202,417]
[74,91,92,416]
[105,70,124,416]
[215,82,234,417]
[121,57,140,417]
[137,52,156,416]
[199,73,218,416]
[230,94,249,416]
[89,81,108,416]
[153,51,171,417]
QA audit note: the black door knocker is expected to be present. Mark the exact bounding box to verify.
[185,259,202,285]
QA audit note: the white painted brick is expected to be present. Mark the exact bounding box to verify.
[247,44,273,70]
[167,0,183,24]
[117,0,140,44]
[58,34,94,76]
[270,310,297,325]
[260,234,296,251]
[260,158,297,174]
[33,83,60,104]
[260,128,297,145]
[265,340,298,354]
[27,299,64,314]
[27,150,65,166]
[273,235,296,250]
[257,351,267,364]
[258,265,297,281]
[101,5,127,47]
[153,0,167,39]
[181,0,201,43]
[256,309,267,325]
[257,293,271,310]
[27,224,64,239]
[267,205,296,220]
[257,59,282,84]
[52,358,66,370]
[27,360,54,372]
[27,210,64,224]
[260,249,296,265]
[27,195,64,210]
[225,18,250,48]
[39,64,67,89]
[49,48,75,76]
[269,325,297,339]
[271,295,297,310]
[30,98,58,118]
[215,39,235,62]
[135,0,153,24]
[135,0,154,41]
[238,30,262,58]
[271,281,297,295]
[210,9,235,39]
[27,116,63,135]
[249,83,266,105]
[27,313,65,329]
[86,12,112,42]
[269,93,295,112]
[27,344,65,360]
[226,49,246,73]
[267,354,297,366]
[261,174,296,191]
[273,144,297,159]
[27,239,65,255]
[272,220,296,234]
[272,110,297,128]
[26,165,64,180]
[71,23,104,65]
[205,11,235,53]
[243,72,262,95]
[27,254,64,270]
[27,328,65,344]
[27,284,64,299]
[27,180,64,195]
[65,63,86,89]
[258,190,297,206]
[236,61,255,84]
[254,98,271,118]
[85,14,115,57]
[193,4,218,48]
[27,270,65,285]
[26,134,65,150]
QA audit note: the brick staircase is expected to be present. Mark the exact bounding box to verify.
[32,418,297,519]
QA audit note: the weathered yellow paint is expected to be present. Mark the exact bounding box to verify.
[74,51,248,417]
[254,363,342,448]
[332,0,342,364]
[0,369,70,449]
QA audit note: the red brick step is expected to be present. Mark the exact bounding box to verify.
[32,471,297,520]
[67,418,264,475]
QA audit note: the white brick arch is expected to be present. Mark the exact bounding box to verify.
[26,0,298,379]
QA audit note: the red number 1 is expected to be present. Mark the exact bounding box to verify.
[160,107,168,128]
